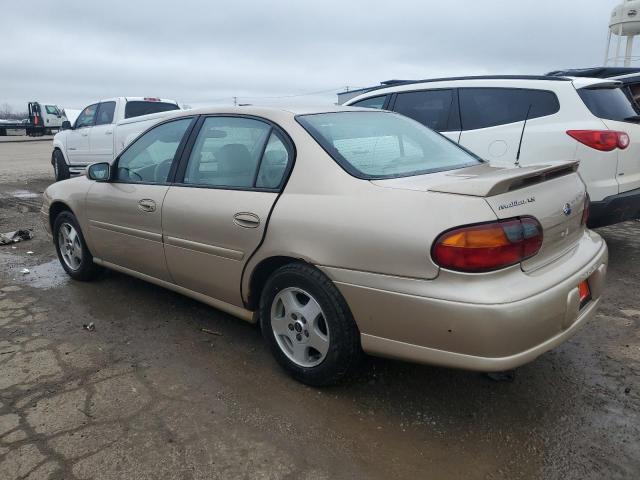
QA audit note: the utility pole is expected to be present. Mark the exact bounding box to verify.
[233,96,237,106]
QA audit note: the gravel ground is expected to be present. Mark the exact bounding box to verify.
[0,141,638,479]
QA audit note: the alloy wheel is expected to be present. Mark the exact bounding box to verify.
[270,287,330,367]
[58,222,83,271]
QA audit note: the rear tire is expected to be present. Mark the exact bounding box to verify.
[53,150,70,181]
[53,211,102,281]
[259,263,361,386]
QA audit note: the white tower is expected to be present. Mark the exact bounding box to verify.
[606,0,640,66]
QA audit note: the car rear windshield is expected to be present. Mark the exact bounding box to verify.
[124,101,180,119]
[578,87,638,122]
[297,111,481,179]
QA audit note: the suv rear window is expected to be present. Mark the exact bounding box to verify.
[578,87,638,122]
[297,111,480,180]
[460,88,560,130]
[124,101,180,119]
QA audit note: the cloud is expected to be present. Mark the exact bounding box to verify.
[0,0,618,111]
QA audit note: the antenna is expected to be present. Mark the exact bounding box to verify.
[515,104,532,167]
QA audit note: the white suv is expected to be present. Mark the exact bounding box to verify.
[344,75,640,227]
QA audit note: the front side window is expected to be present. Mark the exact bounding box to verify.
[75,104,98,128]
[297,111,480,179]
[184,117,282,188]
[45,105,60,115]
[392,90,456,131]
[459,88,560,130]
[95,101,116,125]
[578,87,638,122]
[116,118,192,183]
[350,95,388,110]
[124,101,180,119]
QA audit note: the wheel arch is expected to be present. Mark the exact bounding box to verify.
[48,201,75,233]
[51,144,68,165]
[245,255,311,310]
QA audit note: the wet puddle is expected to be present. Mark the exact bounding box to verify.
[0,253,68,289]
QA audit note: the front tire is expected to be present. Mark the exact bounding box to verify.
[259,263,361,386]
[53,211,102,281]
[53,150,70,181]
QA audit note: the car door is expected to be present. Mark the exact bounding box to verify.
[89,101,116,163]
[66,104,97,162]
[85,117,195,281]
[457,88,560,164]
[390,89,461,141]
[162,115,292,306]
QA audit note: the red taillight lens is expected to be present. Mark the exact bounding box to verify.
[578,280,591,307]
[432,217,543,273]
[581,193,590,225]
[567,130,629,151]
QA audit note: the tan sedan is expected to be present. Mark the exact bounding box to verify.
[42,106,608,385]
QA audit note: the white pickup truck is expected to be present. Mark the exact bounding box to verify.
[51,97,181,181]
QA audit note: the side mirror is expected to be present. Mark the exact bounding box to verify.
[61,120,72,130]
[87,162,110,182]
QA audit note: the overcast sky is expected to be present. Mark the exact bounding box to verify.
[0,0,621,111]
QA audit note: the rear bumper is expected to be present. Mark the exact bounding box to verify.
[321,231,608,371]
[588,187,640,228]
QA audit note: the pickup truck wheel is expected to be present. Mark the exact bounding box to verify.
[259,263,362,386]
[53,150,70,181]
[53,211,102,281]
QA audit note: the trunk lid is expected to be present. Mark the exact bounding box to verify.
[373,161,587,271]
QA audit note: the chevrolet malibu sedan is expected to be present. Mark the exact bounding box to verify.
[42,106,608,385]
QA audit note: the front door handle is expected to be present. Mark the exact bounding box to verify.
[81,132,89,137]
[138,199,156,213]
[105,130,113,135]
[233,212,260,228]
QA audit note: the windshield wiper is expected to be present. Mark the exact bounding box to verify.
[623,115,640,122]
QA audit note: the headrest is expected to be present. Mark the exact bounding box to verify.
[218,144,253,174]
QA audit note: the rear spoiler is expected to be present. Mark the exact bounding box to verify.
[428,161,579,197]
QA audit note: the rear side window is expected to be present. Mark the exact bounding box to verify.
[183,116,291,189]
[392,89,457,131]
[124,101,180,119]
[350,95,388,109]
[578,87,638,122]
[95,101,116,125]
[459,88,560,130]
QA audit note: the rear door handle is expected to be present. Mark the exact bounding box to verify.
[233,212,260,228]
[138,199,156,212]
[81,132,89,137]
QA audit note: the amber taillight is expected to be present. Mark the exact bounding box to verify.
[432,217,543,273]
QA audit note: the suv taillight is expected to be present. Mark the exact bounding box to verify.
[567,130,630,151]
[432,217,543,273]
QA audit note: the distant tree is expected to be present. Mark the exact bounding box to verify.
[0,102,28,120]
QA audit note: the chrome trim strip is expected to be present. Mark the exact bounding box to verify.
[164,236,244,261]
[89,220,162,242]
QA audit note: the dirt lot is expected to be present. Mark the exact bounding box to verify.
[0,140,638,480]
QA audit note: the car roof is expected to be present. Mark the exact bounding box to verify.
[157,104,375,119]
[344,75,621,103]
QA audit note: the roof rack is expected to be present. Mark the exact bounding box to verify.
[338,75,571,97]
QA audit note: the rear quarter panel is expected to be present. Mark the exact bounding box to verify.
[242,120,497,300]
